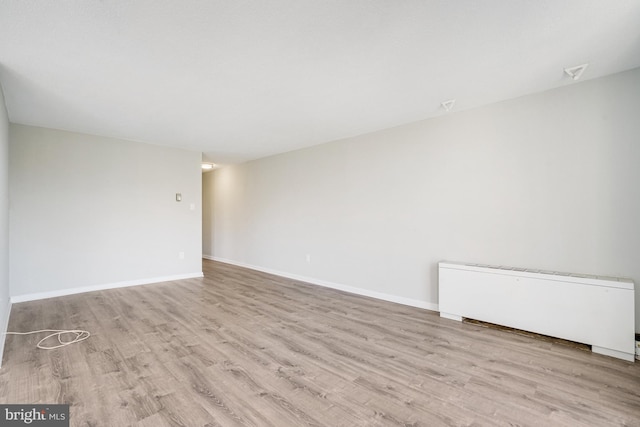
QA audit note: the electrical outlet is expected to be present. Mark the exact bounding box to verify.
[179,251,185,260]
[306,254,311,263]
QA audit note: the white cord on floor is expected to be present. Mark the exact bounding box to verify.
[5,329,91,350]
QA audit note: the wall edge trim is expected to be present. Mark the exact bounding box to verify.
[206,255,439,312]
[10,272,204,304]
[0,299,12,368]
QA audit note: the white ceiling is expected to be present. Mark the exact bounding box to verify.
[1,1,639,165]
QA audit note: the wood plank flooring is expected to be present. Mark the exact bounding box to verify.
[1,259,639,426]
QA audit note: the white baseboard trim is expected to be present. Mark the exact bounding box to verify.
[207,256,438,312]
[592,346,635,362]
[0,299,12,368]
[10,272,204,304]
[440,312,463,322]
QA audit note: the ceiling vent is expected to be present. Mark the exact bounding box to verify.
[441,99,456,112]
[564,64,589,80]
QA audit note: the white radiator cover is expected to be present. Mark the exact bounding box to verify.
[439,262,635,362]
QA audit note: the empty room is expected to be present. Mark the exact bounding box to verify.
[1,1,639,426]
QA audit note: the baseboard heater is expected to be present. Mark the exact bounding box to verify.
[438,261,635,362]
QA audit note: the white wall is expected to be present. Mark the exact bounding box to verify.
[9,125,202,299]
[0,83,10,366]
[207,68,640,331]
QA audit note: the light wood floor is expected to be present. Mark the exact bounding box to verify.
[1,260,639,426]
